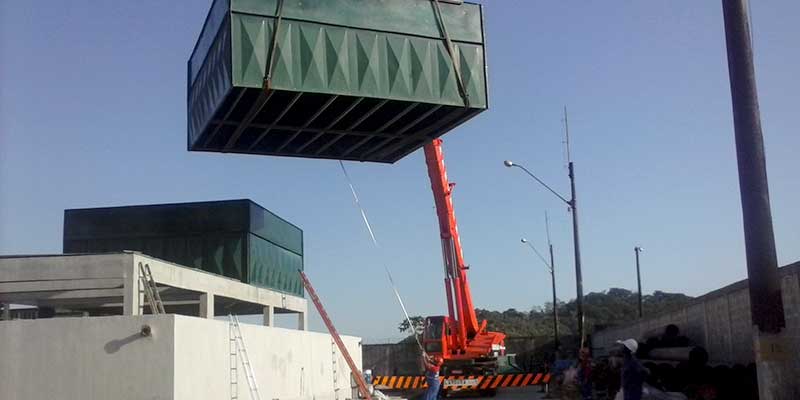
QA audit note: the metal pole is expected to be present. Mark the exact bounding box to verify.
[721,1,795,397]
[568,161,584,348]
[635,247,643,318]
[722,0,784,337]
[549,243,560,351]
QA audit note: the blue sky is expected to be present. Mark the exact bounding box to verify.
[1,1,798,342]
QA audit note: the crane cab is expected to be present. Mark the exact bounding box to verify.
[423,316,450,356]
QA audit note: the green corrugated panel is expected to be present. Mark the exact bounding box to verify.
[64,200,302,294]
[230,14,486,108]
[62,200,250,238]
[188,9,233,148]
[66,234,247,282]
[187,0,488,163]
[249,202,303,255]
[201,233,245,279]
[230,0,483,43]
[248,234,304,296]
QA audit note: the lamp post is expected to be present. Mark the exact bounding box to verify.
[634,246,644,318]
[505,159,585,347]
[521,238,559,350]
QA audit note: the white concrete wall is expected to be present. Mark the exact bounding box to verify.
[174,316,361,400]
[0,315,175,400]
[0,315,362,400]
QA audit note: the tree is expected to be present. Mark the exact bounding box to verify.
[397,288,693,341]
[398,316,425,334]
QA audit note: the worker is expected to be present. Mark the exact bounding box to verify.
[616,339,648,400]
[576,347,593,400]
[422,354,443,400]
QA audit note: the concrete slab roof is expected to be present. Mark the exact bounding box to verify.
[0,252,307,323]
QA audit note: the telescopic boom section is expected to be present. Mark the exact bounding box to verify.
[424,139,481,348]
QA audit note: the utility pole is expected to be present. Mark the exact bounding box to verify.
[503,107,585,349]
[521,236,559,352]
[721,0,797,398]
[634,246,643,318]
[564,107,585,348]
[546,212,560,351]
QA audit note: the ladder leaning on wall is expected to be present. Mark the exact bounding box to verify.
[299,271,372,400]
[138,262,165,314]
[229,314,262,400]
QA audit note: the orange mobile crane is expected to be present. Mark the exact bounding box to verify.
[421,139,506,384]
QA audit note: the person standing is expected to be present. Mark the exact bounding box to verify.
[576,347,593,400]
[422,354,443,400]
[616,339,648,400]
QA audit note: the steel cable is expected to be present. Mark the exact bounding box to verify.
[338,161,425,354]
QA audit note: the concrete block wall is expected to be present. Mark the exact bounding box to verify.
[0,315,361,400]
[592,262,800,366]
[363,342,421,376]
[780,272,800,376]
[685,302,707,348]
[704,295,733,362]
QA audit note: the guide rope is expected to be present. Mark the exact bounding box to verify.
[431,0,470,108]
[338,161,425,354]
[263,0,286,93]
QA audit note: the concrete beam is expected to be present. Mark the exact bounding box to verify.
[123,262,140,316]
[0,279,124,293]
[263,306,274,326]
[199,293,214,319]
[298,311,307,331]
[0,254,130,281]
[0,289,123,303]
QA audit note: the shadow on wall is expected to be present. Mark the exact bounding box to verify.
[104,325,152,354]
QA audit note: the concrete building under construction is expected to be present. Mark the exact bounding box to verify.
[0,201,362,400]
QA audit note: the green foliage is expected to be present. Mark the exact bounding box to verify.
[398,288,693,341]
[398,316,425,334]
[478,288,693,337]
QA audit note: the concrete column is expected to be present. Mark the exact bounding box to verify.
[1,303,9,320]
[297,311,307,331]
[199,293,214,319]
[263,306,274,327]
[123,263,141,316]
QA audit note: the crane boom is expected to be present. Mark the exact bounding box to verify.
[422,139,505,374]
[424,139,480,341]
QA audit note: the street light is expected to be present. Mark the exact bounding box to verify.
[505,158,585,347]
[521,237,559,350]
[634,246,644,318]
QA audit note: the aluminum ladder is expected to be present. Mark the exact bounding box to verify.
[138,262,165,314]
[229,314,262,400]
[332,339,340,400]
[230,321,239,400]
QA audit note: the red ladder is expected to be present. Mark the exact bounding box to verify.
[299,271,372,400]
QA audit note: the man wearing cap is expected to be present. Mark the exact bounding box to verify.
[422,354,444,400]
[616,339,647,400]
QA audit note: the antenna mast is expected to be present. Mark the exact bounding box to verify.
[563,106,572,163]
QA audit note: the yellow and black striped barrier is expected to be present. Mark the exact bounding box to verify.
[372,373,551,391]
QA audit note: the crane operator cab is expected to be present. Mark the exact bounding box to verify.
[423,316,504,375]
[423,316,448,355]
